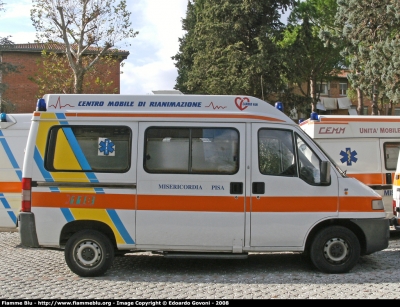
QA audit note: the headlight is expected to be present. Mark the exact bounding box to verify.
[372,199,384,210]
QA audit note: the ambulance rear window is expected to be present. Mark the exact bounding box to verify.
[45,125,131,172]
[384,142,400,170]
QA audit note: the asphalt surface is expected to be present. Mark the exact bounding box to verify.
[1,229,400,299]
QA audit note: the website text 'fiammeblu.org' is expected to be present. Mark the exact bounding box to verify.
[1,300,232,307]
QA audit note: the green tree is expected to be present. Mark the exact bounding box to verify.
[172,0,198,94]
[333,0,400,115]
[173,0,297,99]
[279,0,343,114]
[30,0,138,94]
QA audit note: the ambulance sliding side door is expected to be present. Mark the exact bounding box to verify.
[250,124,339,248]
[136,122,246,250]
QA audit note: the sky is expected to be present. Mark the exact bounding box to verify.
[0,0,289,95]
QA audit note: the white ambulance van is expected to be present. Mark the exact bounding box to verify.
[300,115,400,221]
[19,94,389,277]
[0,113,31,229]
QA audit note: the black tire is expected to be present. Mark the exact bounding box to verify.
[309,226,360,274]
[65,230,114,277]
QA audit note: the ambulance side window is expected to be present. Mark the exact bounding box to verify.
[383,142,400,170]
[45,125,131,172]
[144,127,239,174]
[296,134,323,185]
[258,129,297,176]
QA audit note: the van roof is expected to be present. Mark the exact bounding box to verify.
[0,113,32,130]
[300,114,400,138]
[36,94,294,124]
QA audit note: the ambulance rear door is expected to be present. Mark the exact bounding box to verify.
[379,139,400,215]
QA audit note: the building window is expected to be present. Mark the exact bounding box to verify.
[363,106,369,115]
[395,108,400,116]
[317,83,329,95]
[339,83,347,96]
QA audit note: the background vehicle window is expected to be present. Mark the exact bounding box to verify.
[258,129,297,176]
[144,127,239,174]
[384,142,400,170]
[46,126,131,172]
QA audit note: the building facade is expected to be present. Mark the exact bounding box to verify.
[0,43,129,113]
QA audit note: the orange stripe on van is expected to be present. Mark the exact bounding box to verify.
[63,112,285,122]
[0,182,21,193]
[31,192,135,209]
[30,193,382,213]
[252,196,381,212]
[139,195,339,213]
[347,173,385,185]
[137,195,245,212]
[339,196,382,212]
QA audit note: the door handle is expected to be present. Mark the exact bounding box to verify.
[230,182,243,194]
[252,182,265,194]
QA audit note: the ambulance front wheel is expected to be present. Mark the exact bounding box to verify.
[64,230,114,277]
[309,226,360,274]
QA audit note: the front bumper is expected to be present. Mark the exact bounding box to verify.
[352,218,390,254]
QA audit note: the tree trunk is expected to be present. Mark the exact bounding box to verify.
[74,70,84,94]
[310,78,316,113]
[388,101,393,115]
[371,85,379,115]
[356,88,363,115]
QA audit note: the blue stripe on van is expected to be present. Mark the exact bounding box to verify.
[0,193,11,209]
[86,172,99,184]
[94,187,105,194]
[34,147,54,182]
[7,210,17,225]
[61,208,75,222]
[56,113,68,125]
[107,209,135,244]
[62,127,92,170]
[0,135,20,169]
[15,170,22,181]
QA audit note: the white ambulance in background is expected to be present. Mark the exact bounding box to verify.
[391,152,400,229]
[0,113,31,229]
[300,114,400,221]
[19,94,389,277]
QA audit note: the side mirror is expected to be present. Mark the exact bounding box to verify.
[320,161,331,185]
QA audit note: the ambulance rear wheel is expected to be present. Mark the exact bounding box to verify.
[310,226,360,274]
[65,230,114,277]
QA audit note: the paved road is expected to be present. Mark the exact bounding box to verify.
[1,229,400,299]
